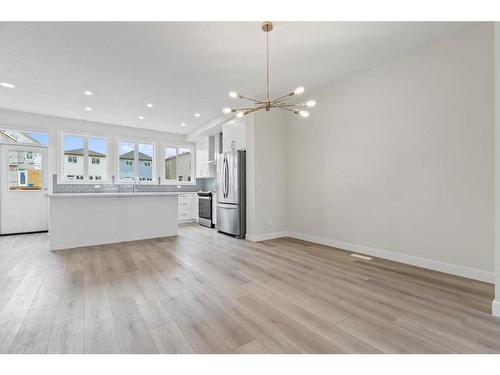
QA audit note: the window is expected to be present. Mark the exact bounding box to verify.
[62,134,108,182]
[1,128,49,146]
[119,141,155,182]
[164,146,193,183]
[8,151,43,191]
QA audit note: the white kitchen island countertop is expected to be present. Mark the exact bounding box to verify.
[47,192,186,198]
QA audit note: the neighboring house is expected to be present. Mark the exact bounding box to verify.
[165,150,191,182]
[119,150,153,181]
[64,148,106,180]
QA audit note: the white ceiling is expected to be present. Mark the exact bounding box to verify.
[0,21,472,135]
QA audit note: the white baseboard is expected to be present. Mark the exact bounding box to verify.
[246,231,291,242]
[493,299,500,318]
[285,231,495,284]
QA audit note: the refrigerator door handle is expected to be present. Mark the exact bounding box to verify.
[224,156,229,198]
[222,156,225,198]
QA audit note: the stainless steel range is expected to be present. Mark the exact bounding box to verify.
[197,191,213,228]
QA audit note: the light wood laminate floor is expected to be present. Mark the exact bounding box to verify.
[0,224,499,354]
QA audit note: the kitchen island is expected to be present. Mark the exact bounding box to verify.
[47,192,180,250]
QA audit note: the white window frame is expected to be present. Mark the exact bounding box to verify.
[116,139,156,184]
[60,132,110,183]
[162,143,195,185]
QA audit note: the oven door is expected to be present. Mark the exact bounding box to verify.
[198,196,212,227]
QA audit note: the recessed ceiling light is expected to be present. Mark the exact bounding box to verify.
[0,82,15,88]
[146,103,153,108]
[138,116,144,120]
[194,113,201,117]
[85,107,92,111]
[84,90,93,96]
[180,123,186,127]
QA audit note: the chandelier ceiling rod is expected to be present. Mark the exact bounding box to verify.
[266,24,270,103]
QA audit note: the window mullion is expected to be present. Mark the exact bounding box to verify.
[83,137,89,181]
[135,143,139,181]
[176,147,180,182]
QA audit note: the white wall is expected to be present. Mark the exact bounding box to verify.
[246,109,288,240]
[0,108,190,190]
[285,24,495,282]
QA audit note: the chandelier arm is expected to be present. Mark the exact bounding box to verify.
[270,93,293,104]
[238,95,266,104]
[274,103,306,108]
[245,108,261,115]
[277,107,297,113]
[231,104,267,112]
[231,107,262,112]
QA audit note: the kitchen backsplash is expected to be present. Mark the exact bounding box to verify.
[52,175,216,193]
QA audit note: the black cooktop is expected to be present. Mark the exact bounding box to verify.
[197,191,212,197]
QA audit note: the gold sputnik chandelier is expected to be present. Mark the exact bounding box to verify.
[222,21,316,119]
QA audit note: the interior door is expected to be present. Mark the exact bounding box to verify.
[0,144,48,234]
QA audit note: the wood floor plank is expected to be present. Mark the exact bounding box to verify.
[234,340,269,354]
[9,303,57,354]
[149,322,195,354]
[109,296,159,353]
[161,293,232,353]
[0,307,30,353]
[336,317,453,354]
[47,319,84,354]
[84,327,121,354]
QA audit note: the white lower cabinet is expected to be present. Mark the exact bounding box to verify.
[178,193,197,222]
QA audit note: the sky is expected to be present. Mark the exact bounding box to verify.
[63,135,107,154]
[27,132,49,145]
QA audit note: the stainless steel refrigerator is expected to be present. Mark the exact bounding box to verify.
[216,150,246,239]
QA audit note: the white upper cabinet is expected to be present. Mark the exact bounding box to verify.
[195,137,209,177]
[223,119,246,152]
[196,135,219,178]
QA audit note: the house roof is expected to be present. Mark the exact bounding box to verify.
[64,148,106,157]
[119,150,152,161]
